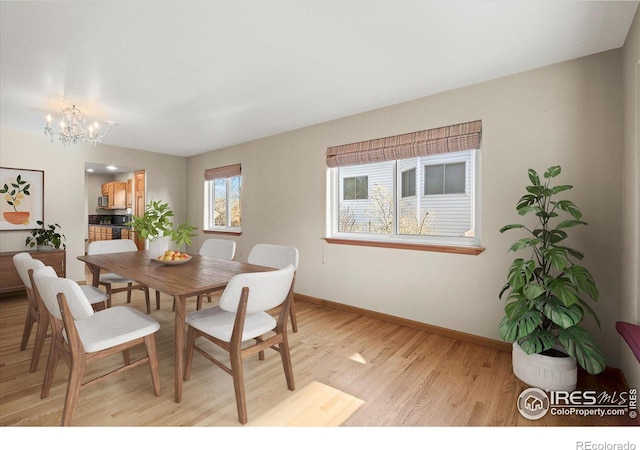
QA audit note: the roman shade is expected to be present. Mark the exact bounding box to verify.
[326,120,482,168]
[204,163,241,180]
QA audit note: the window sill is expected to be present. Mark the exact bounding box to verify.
[324,237,485,255]
[203,229,242,236]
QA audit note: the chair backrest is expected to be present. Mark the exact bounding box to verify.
[247,244,299,270]
[219,265,295,314]
[199,239,236,260]
[88,239,138,255]
[13,252,45,289]
[33,267,94,321]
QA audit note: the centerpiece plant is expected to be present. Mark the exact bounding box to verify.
[499,165,605,375]
[127,200,197,251]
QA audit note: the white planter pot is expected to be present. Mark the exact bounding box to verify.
[512,342,577,392]
[147,236,170,259]
[36,244,54,251]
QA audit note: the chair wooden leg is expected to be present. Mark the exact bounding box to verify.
[106,285,112,308]
[61,354,86,426]
[207,293,212,303]
[143,287,151,314]
[196,295,203,311]
[122,349,131,366]
[29,312,49,372]
[183,327,197,381]
[144,334,162,396]
[289,296,298,333]
[126,282,133,303]
[41,336,61,399]
[279,337,295,391]
[20,309,36,351]
[155,290,161,310]
[230,347,248,424]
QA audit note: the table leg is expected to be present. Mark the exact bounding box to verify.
[87,263,101,287]
[174,294,186,403]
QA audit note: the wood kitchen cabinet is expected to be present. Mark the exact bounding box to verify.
[101,181,127,209]
[126,178,132,208]
[0,249,65,295]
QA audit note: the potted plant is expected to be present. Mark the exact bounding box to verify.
[126,200,197,257]
[25,220,66,251]
[499,165,605,391]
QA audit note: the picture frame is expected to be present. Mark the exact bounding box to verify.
[0,167,44,231]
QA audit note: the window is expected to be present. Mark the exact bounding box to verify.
[401,168,416,197]
[343,176,368,200]
[424,162,466,195]
[326,121,481,249]
[204,164,241,232]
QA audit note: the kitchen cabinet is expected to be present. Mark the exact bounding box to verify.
[126,178,132,208]
[0,249,65,295]
[101,182,127,209]
[89,225,134,243]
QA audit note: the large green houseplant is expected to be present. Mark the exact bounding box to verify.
[499,165,605,376]
[126,200,197,251]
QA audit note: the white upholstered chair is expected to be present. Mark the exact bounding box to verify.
[247,244,299,332]
[33,266,161,426]
[87,239,151,313]
[195,239,237,310]
[183,265,296,424]
[13,252,109,372]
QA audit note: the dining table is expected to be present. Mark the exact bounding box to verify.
[77,250,272,403]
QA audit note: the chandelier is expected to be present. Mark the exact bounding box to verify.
[44,105,115,147]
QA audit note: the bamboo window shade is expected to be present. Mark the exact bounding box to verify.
[204,163,241,180]
[326,120,482,168]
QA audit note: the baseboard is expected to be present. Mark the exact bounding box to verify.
[294,292,512,353]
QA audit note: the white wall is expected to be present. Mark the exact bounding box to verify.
[0,131,188,282]
[186,49,626,368]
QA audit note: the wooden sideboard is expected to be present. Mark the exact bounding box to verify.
[0,249,66,295]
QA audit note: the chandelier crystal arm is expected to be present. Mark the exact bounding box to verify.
[44,105,116,147]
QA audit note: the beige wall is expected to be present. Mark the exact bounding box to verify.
[187,49,626,367]
[0,130,187,282]
[620,7,640,388]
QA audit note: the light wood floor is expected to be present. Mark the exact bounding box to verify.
[0,288,637,428]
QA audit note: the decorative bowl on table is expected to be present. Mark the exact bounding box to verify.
[154,251,192,265]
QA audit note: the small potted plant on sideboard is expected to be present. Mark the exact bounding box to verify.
[25,221,66,251]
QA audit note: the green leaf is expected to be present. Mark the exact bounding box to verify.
[500,224,525,233]
[540,246,569,271]
[538,296,583,329]
[575,297,601,328]
[553,200,583,220]
[499,310,542,341]
[526,185,545,196]
[517,205,541,216]
[544,166,562,178]
[509,238,541,252]
[522,282,545,301]
[507,258,535,291]
[565,265,599,301]
[551,184,573,195]
[548,276,578,306]
[517,328,556,354]
[558,326,605,375]
[556,245,584,261]
[556,220,587,229]
[516,194,536,211]
[528,169,540,186]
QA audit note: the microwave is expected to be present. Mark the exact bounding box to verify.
[98,196,109,207]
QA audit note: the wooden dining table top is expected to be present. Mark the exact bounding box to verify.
[77,249,273,403]
[78,250,272,298]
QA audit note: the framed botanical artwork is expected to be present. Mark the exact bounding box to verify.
[0,167,44,231]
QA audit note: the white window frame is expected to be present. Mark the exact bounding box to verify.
[326,149,481,248]
[203,175,241,233]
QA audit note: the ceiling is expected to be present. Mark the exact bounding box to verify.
[1,1,637,158]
